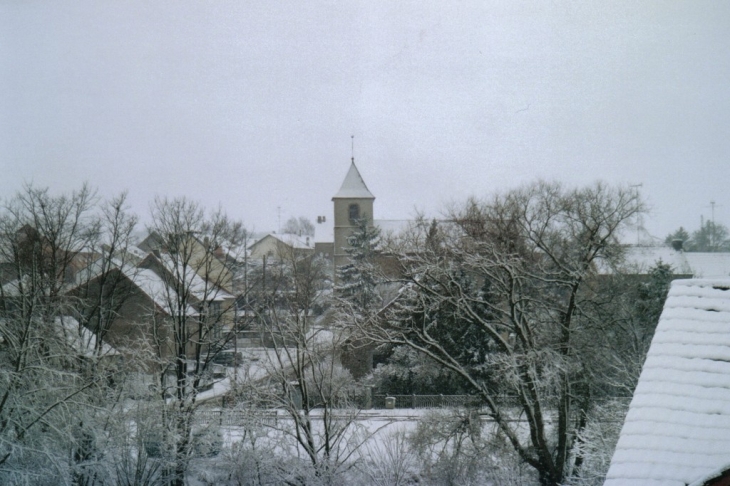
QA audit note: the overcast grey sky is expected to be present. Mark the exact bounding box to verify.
[1,1,729,240]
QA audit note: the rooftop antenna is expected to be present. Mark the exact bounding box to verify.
[704,200,722,250]
[351,135,355,163]
[705,200,722,225]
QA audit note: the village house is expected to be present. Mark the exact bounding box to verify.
[49,227,242,369]
[66,264,199,362]
[248,232,314,260]
[139,231,237,294]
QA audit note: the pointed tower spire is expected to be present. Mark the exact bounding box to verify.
[332,161,374,199]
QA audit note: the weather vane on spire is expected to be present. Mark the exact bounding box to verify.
[351,135,354,163]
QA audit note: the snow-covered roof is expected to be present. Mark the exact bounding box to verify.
[67,262,200,317]
[312,220,418,245]
[314,223,334,244]
[250,233,314,251]
[155,253,234,302]
[73,256,131,285]
[617,246,694,275]
[131,266,199,315]
[685,252,730,278]
[124,245,148,261]
[55,315,118,357]
[332,161,375,199]
[603,246,730,277]
[605,278,730,486]
[0,278,23,297]
[374,219,414,237]
[688,463,730,486]
[275,233,314,249]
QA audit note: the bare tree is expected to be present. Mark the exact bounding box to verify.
[354,428,418,486]
[68,191,139,358]
[146,196,246,486]
[281,216,315,237]
[0,184,132,483]
[407,409,533,485]
[241,241,369,485]
[355,181,643,486]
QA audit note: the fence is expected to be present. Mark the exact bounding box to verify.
[372,394,484,409]
[195,396,633,423]
[196,409,278,427]
[368,395,631,410]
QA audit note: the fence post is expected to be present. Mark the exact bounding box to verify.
[412,394,416,408]
[364,386,373,410]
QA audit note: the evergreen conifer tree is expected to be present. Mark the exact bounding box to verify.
[336,216,381,312]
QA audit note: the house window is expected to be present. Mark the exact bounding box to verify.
[348,203,360,222]
[209,301,221,318]
[206,301,222,339]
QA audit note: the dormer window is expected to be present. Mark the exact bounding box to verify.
[348,203,360,222]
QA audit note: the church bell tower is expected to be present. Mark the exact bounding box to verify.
[332,159,375,272]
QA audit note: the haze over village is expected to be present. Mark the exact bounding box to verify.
[3,2,730,486]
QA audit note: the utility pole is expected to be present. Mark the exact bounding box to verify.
[711,201,715,250]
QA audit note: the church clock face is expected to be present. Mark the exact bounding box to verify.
[349,203,360,222]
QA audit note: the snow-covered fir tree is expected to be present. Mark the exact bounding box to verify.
[336,216,381,312]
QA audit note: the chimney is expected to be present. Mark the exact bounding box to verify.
[671,239,684,252]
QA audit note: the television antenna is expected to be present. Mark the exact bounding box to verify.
[705,200,722,225]
[704,200,723,250]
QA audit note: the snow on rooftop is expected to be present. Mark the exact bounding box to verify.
[125,245,148,261]
[55,315,118,357]
[312,220,418,245]
[314,222,334,244]
[156,253,233,301]
[271,233,314,249]
[65,260,199,316]
[685,252,730,278]
[600,246,730,277]
[332,161,374,199]
[0,278,23,297]
[374,219,414,237]
[605,278,730,486]
[131,267,198,316]
[619,246,694,275]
